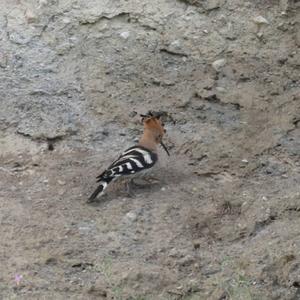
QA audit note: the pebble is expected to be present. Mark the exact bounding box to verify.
[62,18,71,24]
[120,31,130,39]
[124,211,138,222]
[252,16,269,25]
[212,59,226,72]
[216,86,226,93]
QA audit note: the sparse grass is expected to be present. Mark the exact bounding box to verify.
[219,256,254,300]
[95,256,125,300]
[223,274,253,300]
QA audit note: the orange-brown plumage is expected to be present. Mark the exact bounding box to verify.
[138,116,167,153]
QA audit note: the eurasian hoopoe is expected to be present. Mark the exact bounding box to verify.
[88,112,170,202]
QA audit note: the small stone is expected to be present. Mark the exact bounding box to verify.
[193,239,201,249]
[252,16,269,25]
[58,180,66,185]
[124,211,138,222]
[120,31,130,39]
[242,159,249,163]
[62,17,71,24]
[216,86,226,93]
[212,58,226,72]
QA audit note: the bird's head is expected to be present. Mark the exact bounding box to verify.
[140,111,170,156]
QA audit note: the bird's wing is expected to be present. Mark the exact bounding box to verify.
[96,146,157,181]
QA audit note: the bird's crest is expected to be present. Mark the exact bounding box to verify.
[140,111,170,156]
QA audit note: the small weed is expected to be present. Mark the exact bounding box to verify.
[219,256,253,300]
[95,256,124,300]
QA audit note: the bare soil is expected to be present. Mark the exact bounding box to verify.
[0,0,300,299]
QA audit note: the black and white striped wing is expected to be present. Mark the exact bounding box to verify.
[97,146,158,181]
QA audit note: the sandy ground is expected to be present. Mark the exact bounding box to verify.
[0,0,300,299]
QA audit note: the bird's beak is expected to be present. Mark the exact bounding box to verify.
[160,141,170,156]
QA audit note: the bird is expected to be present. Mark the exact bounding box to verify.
[87,111,170,202]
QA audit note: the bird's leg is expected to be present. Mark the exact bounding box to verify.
[125,179,135,198]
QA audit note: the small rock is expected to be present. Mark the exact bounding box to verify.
[168,40,185,54]
[170,40,181,48]
[277,22,288,32]
[216,86,226,93]
[62,17,71,24]
[129,111,137,118]
[58,180,66,185]
[124,211,138,222]
[120,31,130,39]
[212,58,226,72]
[252,16,269,25]
[193,239,201,249]
[45,257,58,265]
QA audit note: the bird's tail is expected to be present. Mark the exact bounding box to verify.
[87,177,113,202]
